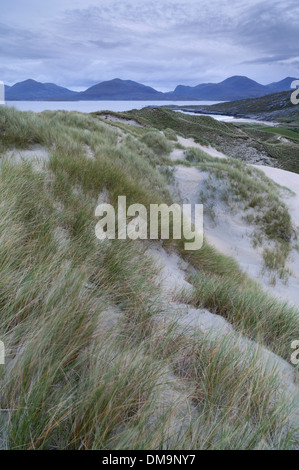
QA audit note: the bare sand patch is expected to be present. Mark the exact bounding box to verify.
[251,165,299,307]
[176,136,228,159]
[169,148,185,161]
[100,113,145,127]
[173,164,299,307]
[4,145,49,170]
[147,244,193,296]
[85,145,95,160]
[147,243,298,425]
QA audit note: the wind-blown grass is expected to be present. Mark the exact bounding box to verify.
[183,272,299,360]
[183,147,293,274]
[0,106,298,450]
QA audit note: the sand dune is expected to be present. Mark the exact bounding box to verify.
[171,138,299,308]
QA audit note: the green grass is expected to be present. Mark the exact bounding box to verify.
[0,105,298,450]
[140,131,173,156]
[124,107,240,142]
[258,127,299,141]
[180,147,293,274]
[178,90,299,124]
[164,128,178,142]
[183,272,299,360]
[121,107,299,174]
[264,141,299,173]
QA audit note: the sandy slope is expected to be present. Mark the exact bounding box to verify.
[170,138,299,308]
[252,165,299,306]
[147,243,298,430]
[174,165,265,271]
[149,137,299,427]
[169,136,227,162]
[252,165,299,232]
[177,136,228,159]
[4,145,49,170]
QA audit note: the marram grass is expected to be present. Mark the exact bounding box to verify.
[0,106,297,449]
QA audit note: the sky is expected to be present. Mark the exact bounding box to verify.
[1,0,299,91]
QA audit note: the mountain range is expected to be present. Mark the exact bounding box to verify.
[4,76,298,101]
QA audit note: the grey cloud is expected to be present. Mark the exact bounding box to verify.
[241,55,297,65]
[1,0,299,88]
[89,40,130,49]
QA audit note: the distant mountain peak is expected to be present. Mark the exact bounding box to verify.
[79,78,164,100]
[4,75,298,101]
[171,75,296,101]
[221,75,250,80]
[6,79,77,101]
[19,79,39,84]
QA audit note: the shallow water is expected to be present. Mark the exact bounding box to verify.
[174,109,276,126]
[4,100,221,113]
[3,100,276,126]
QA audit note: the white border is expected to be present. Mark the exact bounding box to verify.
[0,81,5,105]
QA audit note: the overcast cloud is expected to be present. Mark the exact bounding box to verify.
[1,0,299,91]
